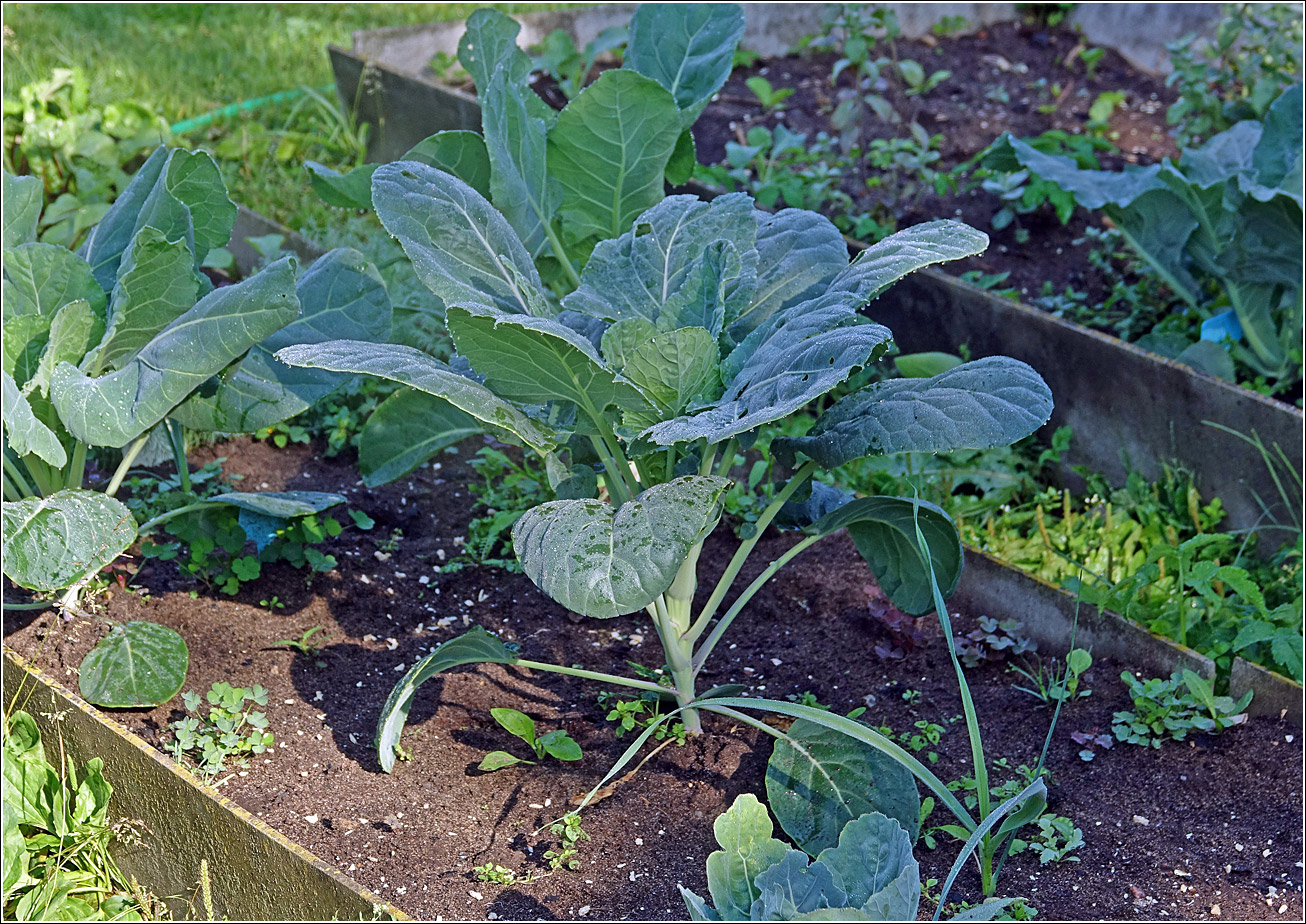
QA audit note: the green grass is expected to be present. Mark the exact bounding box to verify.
[2,3,557,226]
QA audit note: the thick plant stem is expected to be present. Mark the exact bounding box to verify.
[652,595,701,735]
[64,441,89,491]
[105,434,151,498]
[3,455,36,499]
[685,460,818,643]
[589,436,632,506]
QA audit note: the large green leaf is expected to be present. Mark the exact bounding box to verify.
[372,160,547,316]
[209,490,345,518]
[778,357,1054,468]
[625,3,745,124]
[512,475,729,618]
[703,793,791,920]
[2,786,28,896]
[50,258,299,447]
[274,339,557,454]
[171,248,391,433]
[732,209,849,339]
[620,326,721,429]
[1,490,138,592]
[405,130,492,199]
[376,626,521,772]
[2,243,106,321]
[2,713,58,831]
[482,65,562,259]
[306,161,377,210]
[3,171,43,249]
[547,69,683,243]
[457,7,533,91]
[767,717,921,855]
[359,388,481,487]
[562,193,759,328]
[750,851,845,919]
[447,304,648,418]
[90,228,206,373]
[984,133,1166,210]
[813,496,962,615]
[2,314,51,380]
[28,298,102,396]
[2,371,67,466]
[80,147,235,289]
[816,813,919,917]
[78,621,189,708]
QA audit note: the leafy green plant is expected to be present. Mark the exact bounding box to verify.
[955,617,1037,669]
[1009,648,1092,705]
[745,76,795,111]
[2,710,162,920]
[598,690,689,745]
[1069,728,1114,761]
[167,682,275,782]
[1022,814,1084,865]
[278,4,1056,904]
[265,625,327,658]
[1080,47,1106,80]
[987,85,1304,382]
[544,813,590,872]
[1,145,391,619]
[1112,669,1251,748]
[973,129,1111,233]
[1165,4,1303,148]
[477,707,583,771]
[2,68,169,250]
[529,25,628,101]
[680,795,1021,921]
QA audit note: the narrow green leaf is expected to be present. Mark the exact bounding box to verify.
[512,475,730,618]
[274,339,557,454]
[78,621,189,708]
[1,490,138,592]
[376,627,521,773]
[490,707,537,747]
[458,7,533,91]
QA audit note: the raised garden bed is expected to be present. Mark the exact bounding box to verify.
[4,434,1302,920]
[327,3,1303,539]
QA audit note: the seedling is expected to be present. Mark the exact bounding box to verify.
[1070,728,1113,761]
[544,814,590,871]
[1112,669,1251,747]
[478,708,583,771]
[168,683,274,782]
[745,75,794,111]
[1010,647,1092,705]
[258,595,285,612]
[264,626,327,658]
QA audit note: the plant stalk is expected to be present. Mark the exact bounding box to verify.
[105,434,151,498]
[512,658,669,695]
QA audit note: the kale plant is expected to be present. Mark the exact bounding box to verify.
[986,85,1303,383]
[278,3,1055,901]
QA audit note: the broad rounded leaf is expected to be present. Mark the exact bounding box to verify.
[813,496,962,615]
[731,209,849,339]
[78,621,189,708]
[51,258,299,447]
[620,326,721,428]
[750,851,846,919]
[766,718,921,855]
[512,475,729,618]
[404,131,492,199]
[705,793,790,920]
[275,339,557,454]
[816,813,919,917]
[306,161,377,210]
[372,160,547,316]
[778,357,1054,468]
[1,490,137,592]
[547,69,684,243]
[360,388,482,487]
[376,626,521,773]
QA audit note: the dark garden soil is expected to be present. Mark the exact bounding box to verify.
[4,436,1303,921]
[693,20,1179,316]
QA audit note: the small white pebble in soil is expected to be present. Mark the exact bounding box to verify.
[578,907,591,917]
[314,691,323,702]
[304,814,319,824]
[770,658,782,666]
[635,837,643,845]
[1133,815,1150,826]
[283,699,294,705]
[469,891,483,900]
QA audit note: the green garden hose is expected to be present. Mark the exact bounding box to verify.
[168,84,334,135]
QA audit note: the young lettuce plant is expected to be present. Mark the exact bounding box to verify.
[2,148,390,701]
[986,84,1303,383]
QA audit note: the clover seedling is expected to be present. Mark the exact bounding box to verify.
[478,708,582,771]
[168,682,274,782]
